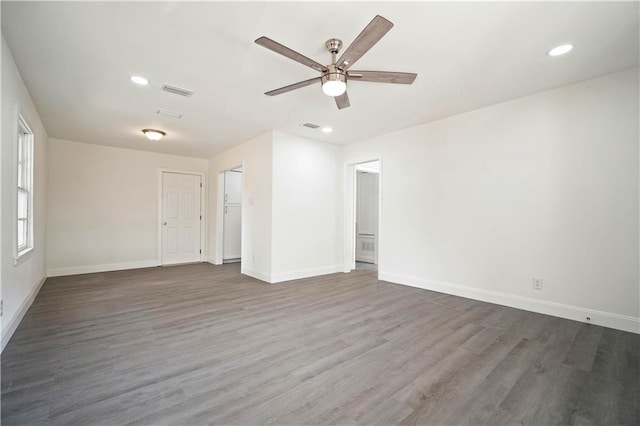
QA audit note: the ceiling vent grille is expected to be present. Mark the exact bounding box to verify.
[162,83,193,97]
[302,123,320,129]
[157,109,183,119]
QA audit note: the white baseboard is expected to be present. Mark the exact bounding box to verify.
[47,259,159,277]
[235,265,343,284]
[379,272,640,335]
[241,267,272,283]
[270,265,342,284]
[1,276,47,352]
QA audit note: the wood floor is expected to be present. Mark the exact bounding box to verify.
[2,263,638,425]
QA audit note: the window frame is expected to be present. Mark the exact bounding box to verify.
[14,107,34,265]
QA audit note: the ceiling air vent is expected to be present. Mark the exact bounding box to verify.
[302,123,320,129]
[157,109,183,119]
[162,83,193,97]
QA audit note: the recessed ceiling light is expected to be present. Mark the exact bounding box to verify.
[142,129,166,141]
[321,127,333,133]
[547,44,573,57]
[131,75,149,85]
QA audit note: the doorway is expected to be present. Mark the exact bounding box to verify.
[222,168,242,263]
[355,161,380,269]
[353,160,380,271]
[160,171,204,265]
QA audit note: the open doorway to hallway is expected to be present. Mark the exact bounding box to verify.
[354,160,380,271]
[222,168,242,263]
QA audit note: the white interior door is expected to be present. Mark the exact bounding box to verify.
[162,172,202,265]
[356,171,379,264]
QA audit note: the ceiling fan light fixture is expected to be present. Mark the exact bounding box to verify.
[321,65,347,97]
[142,129,166,141]
[255,15,416,109]
[322,80,346,97]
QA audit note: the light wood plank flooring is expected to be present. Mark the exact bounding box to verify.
[2,263,638,425]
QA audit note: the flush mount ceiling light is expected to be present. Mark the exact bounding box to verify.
[142,129,166,141]
[547,44,573,57]
[130,75,149,85]
[321,126,333,133]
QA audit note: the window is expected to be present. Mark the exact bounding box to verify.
[15,112,34,263]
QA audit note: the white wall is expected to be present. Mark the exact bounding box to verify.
[271,131,342,282]
[47,139,207,275]
[343,68,639,333]
[208,131,342,283]
[1,37,49,350]
[208,132,273,281]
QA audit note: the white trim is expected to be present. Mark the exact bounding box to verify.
[1,276,46,352]
[13,246,34,266]
[158,169,207,266]
[200,175,208,262]
[13,105,35,265]
[157,171,163,264]
[270,265,342,284]
[343,156,383,273]
[47,259,159,277]
[242,267,272,283]
[214,170,225,265]
[215,164,243,265]
[379,272,640,335]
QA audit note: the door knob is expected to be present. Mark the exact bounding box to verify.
[163,222,167,225]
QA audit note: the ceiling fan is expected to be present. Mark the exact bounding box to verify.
[255,15,417,110]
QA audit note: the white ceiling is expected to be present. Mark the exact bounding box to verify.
[2,1,638,158]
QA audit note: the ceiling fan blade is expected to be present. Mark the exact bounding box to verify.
[347,71,417,84]
[255,37,327,72]
[265,77,322,96]
[336,15,393,70]
[335,91,350,109]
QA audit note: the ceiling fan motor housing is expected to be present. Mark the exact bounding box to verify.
[323,38,346,85]
[322,64,347,85]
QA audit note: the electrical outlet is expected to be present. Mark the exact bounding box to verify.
[533,277,543,290]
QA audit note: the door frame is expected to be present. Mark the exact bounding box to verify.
[355,169,379,264]
[214,164,243,265]
[343,157,383,273]
[157,169,207,266]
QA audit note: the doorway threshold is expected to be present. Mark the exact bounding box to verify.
[355,261,377,271]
